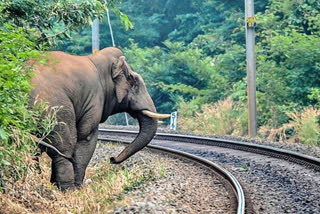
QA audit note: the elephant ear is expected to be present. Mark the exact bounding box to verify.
[112,56,131,103]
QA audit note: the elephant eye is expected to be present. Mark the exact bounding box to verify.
[134,75,140,82]
[128,75,136,86]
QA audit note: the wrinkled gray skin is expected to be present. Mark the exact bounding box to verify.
[29,47,158,191]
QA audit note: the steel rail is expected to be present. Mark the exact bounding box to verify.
[99,134,246,214]
[99,128,320,171]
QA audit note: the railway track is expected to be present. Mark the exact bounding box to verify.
[99,128,320,213]
[99,129,320,171]
[99,134,246,214]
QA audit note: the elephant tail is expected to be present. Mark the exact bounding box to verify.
[38,141,75,163]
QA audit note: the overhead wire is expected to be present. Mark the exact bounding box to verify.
[106,7,129,126]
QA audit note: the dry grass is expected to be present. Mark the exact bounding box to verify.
[1,101,61,182]
[178,97,247,136]
[259,107,320,146]
[0,151,165,213]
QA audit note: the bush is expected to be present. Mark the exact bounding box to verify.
[178,97,247,136]
[0,25,58,184]
[259,107,320,146]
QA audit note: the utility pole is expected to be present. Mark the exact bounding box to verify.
[92,18,99,53]
[245,0,257,137]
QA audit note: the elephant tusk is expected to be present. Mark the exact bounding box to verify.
[141,110,171,119]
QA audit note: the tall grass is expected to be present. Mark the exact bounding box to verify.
[0,150,166,213]
[178,97,247,136]
[0,100,60,187]
[259,107,320,146]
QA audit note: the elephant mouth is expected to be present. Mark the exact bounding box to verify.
[141,110,171,119]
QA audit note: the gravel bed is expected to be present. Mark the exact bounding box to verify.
[151,140,320,214]
[100,125,320,159]
[99,129,320,213]
[92,142,235,214]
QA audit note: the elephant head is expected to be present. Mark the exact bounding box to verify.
[91,48,170,164]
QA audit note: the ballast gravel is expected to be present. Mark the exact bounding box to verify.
[161,141,320,214]
[91,143,235,214]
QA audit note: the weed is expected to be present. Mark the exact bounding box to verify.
[259,107,320,146]
[241,164,250,171]
[159,165,166,177]
[178,97,247,136]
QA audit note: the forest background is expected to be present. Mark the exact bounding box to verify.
[0,0,320,183]
[59,0,320,145]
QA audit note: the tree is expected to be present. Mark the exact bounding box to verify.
[2,0,122,46]
[56,0,320,134]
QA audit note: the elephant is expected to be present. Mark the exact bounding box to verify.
[29,47,169,191]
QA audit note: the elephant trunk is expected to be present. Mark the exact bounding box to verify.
[110,112,157,164]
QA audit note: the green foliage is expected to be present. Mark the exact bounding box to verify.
[0,24,44,178]
[57,0,320,143]
[123,40,228,113]
[112,7,134,31]
[258,0,320,36]
[0,23,61,179]
[2,0,122,45]
[255,0,320,127]
[58,0,266,53]
[308,88,320,108]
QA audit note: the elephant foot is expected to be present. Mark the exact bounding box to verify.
[51,156,75,191]
[75,182,83,189]
[56,181,76,192]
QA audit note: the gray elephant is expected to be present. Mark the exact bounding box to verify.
[29,47,169,190]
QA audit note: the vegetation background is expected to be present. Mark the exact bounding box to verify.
[59,0,320,145]
[1,0,320,189]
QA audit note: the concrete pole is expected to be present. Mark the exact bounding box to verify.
[92,18,100,53]
[245,0,257,137]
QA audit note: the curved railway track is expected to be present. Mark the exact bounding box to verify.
[99,135,246,214]
[99,129,320,171]
[99,128,320,213]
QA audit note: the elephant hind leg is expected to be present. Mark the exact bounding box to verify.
[51,156,75,191]
[46,106,77,190]
[50,159,56,183]
[73,128,98,188]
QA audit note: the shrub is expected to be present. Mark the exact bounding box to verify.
[259,107,320,146]
[0,25,58,184]
[178,97,247,136]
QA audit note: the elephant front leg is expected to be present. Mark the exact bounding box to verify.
[51,156,75,191]
[73,128,98,188]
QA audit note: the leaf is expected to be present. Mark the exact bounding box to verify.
[112,7,134,31]
[120,12,134,31]
[0,128,7,140]
[1,160,11,166]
